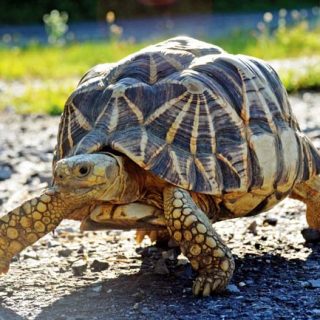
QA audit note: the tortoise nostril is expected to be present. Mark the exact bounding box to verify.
[58,174,64,179]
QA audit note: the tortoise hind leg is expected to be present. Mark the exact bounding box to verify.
[291,175,320,230]
[163,186,235,296]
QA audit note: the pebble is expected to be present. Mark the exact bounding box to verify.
[47,240,60,248]
[161,249,176,260]
[0,163,12,181]
[308,279,320,288]
[227,284,241,293]
[23,251,39,260]
[154,258,169,275]
[140,246,158,257]
[91,285,102,293]
[90,259,110,272]
[301,228,320,243]
[263,217,278,226]
[58,248,73,257]
[176,254,189,266]
[71,259,88,276]
[248,221,258,235]
[312,309,320,316]
[300,281,310,288]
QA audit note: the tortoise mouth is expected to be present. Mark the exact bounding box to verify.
[55,182,106,196]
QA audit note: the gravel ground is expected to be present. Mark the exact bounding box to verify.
[0,92,320,320]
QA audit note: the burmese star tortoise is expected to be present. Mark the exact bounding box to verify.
[1,37,320,296]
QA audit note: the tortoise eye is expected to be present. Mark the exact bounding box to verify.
[78,165,90,177]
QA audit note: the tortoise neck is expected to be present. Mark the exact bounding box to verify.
[107,156,145,204]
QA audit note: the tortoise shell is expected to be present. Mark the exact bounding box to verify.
[54,36,320,195]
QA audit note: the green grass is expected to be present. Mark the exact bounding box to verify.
[278,61,320,92]
[0,41,145,80]
[1,19,320,114]
[2,81,76,115]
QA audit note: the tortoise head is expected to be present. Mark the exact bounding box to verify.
[53,153,141,203]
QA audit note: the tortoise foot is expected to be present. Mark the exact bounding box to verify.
[163,186,235,296]
[193,271,230,296]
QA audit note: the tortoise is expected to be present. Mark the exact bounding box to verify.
[1,36,320,296]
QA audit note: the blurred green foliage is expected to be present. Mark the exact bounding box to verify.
[0,0,319,24]
[43,10,69,45]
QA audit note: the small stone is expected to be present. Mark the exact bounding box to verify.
[133,303,140,310]
[238,281,246,287]
[47,240,60,248]
[254,243,262,250]
[154,258,169,275]
[162,249,176,261]
[300,281,310,288]
[58,248,73,257]
[90,259,110,272]
[140,246,158,257]
[23,251,39,260]
[0,163,12,181]
[263,217,278,226]
[309,279,320,288]
[91,285,102,293]
[71,259,88,276]
[248,221,258,235]
[77,245,86,254]
[312,309,320,316]
[301,228,320,243]
[58,267,67,273]
[227,284,240,293]
[177,253,189,266]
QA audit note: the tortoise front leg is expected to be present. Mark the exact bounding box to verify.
[0,188,66,274]
[163,187,234,296]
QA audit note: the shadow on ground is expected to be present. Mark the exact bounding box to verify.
[0,306,25,320]
[26,245,320,320]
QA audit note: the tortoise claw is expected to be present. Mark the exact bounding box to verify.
[192,274,224,296]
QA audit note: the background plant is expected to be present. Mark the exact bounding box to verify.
[43,10,69,45]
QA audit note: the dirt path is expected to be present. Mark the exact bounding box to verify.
[0,92,320,320]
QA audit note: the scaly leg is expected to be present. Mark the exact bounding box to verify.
[0,188,70,273]
[291,175,320,229]
[163,186,234,296]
